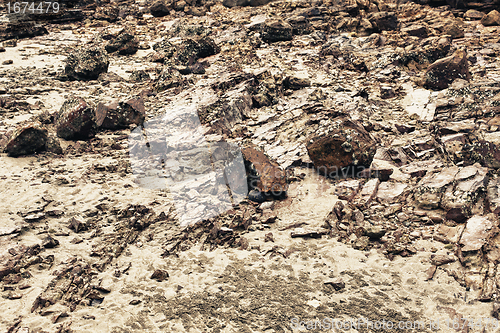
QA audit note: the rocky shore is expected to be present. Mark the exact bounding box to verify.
[1,0,500,331]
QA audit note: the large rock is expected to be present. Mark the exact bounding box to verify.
[103,29,138,55]
[95,96,146,130]
[460,215,495,252]
[64,46,109,81]
[423,49,471,90]
[4,122,47,157]
[306,118,377,177]
[56,97,97,140]
[261,20,293,44]
[367,12,398,32]
[0,22,48,42]
[150,1,170,17]
[481,10,500,26]
[241,146,288,197]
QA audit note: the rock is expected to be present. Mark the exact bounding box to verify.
[64,46,109,81]
[55,97,97,140]
[464,9,485,20]
[4,122,48,157]
[129,70,150,83]
[401,25,428,38]
[430,254,455,266]
[481,10,500,26]
[353,178,380,208]
[150,269,169,282]
[333,180,361,200]
[306,118,377,176]
[261,20,293,44]
[154,67,185,92]
[290,227,327,238]
[487,178,500,215]
[173,37,220,66]
[95,96,145,130]
[414,167,459,210]
[364,226,386,240]
[367,12,398,32]
[45,135,63,155]
[460,215,495,252]
[103,29,138,55]
[223,0,249,7]
[241,146,288,196]
[442,20,464,39]
[150,1,170,17]
[376,182,408,203]
[42,235,59,248]
[423,49,471,91]
[324,278,345,291]
[283,75,310,90]
[0,22,48,42]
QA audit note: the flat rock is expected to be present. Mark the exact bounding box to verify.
[460,215,495,252]
[95,96,145,130]
[4,122,48,157]
[64,46,109,81]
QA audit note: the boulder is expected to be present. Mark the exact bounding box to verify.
[481,10,500,26]
[423,49,471,90]
[241,146,288,197]
[150,1,170,17]
[306,118,377,177]
[4,122,48,157]
[56,97,97,140]
[103,29,138,55]
[460,215,495,252]
[261,20,293,44]
[64,46,109,81]
[367,12,398,32]
[95,96,146,130]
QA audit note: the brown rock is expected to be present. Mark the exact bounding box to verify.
[95,96,145,130]
[423,49,471,91]
[353,178,380,208]
[481,10,500,26]
[306,118,376,176]
[56,97,97,140]
[464,9,485,20]
[414,167,459,210]
[151,269,169,282]
[261,20,293,44]
[4,122,48,157]
[459,215,495,252]
[241,146,288,195]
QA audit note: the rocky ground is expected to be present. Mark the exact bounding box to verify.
[1,0,500,332]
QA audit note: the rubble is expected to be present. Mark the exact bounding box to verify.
[55,97,97,140]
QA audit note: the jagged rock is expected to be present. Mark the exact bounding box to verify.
[414,166,459,209]
[154,67,185,92]
[55,97,97,140]
[306,118,377,176]
[64,46,109,81]
[103,29,138,55]
[45,135,63,155]
[172,37,220,66]
[367,12,398,32]
[423,49,471,90]
[150,1,170,17]
[481,10,500,26]
[261,20,293,44]
[151,269,169,282]
[129,70,150,83]
[4,122,48,157]
[464,9,485,20]
[223,0,249,6]
[401,25,428,38]
[487,178,500,215]
[376,182,408,203]
[463,140,500,169]
[95,96,145,130]
[364,226,386,240]
[442,20,464,39]
[241,146,288,197]
[460,215,495,252]
[353,178,380,208]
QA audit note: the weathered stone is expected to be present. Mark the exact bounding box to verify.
[241,146,288,196]
[95,96,145,130]
[261,20,293,44]
[353,178,380,208]
[64,46,109,81]
[401,25,428,38]
[441,133,466,163]
[103,29,138,55]
[464,9,485,20]
[306,118,377,176]
[0,22,48,42]
[173,37,220,66]
[434,224,465,244]
[367,12,398,32]
[223,0,248,7]
[55,97,97,140]
[150,269,169,282]
[4,122,48,157]
[414,167,459,210]
[364,226,386,239]
[487,178,500,215]
[430,254,455,266]
[150,1,170,17]
[481,10,500,26]
[423,49,471,90]
[376,182,408,203]
[333,180,361,200]
[460,215,495,252]
[290,227,327,238]
[442,20,464,39]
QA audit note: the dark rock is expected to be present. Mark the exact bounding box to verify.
[68,217,87,233]
[55,97,97,140]
[364,226,386,239]
[306,118,377,176]
[223,0,249,7]
[64,46,109,81]
[283,75,310,90]
[261,20,293,44]
[248,189,266,203]
[45,135,63,155]
[129,70,150,83]
[95,96,145,130]
[151,269,169,282]
[464,9,485,20]
[42,235,59,249]
[174,37,220,66]
[481,10,500,26]
[423,49,471,90]
[367,12,398,32]
[104,29,138,55]
[4,122,48,157]
[0,22,48,42]
[150,1,170,17]
[241,146,288,196]
[401,25,428,38]
[154,67,185,92]
[324,279,345,291]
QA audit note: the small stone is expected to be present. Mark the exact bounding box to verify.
[324,278,345,291]
[151,269,169,282]
[2,60,13,65]
[364,226,386,240]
